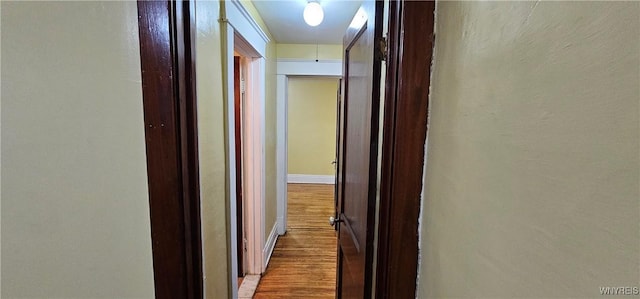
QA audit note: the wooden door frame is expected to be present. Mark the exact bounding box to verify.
[375,0,436,298]
[137,1,202,298]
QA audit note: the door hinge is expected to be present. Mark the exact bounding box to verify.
[240,79,246,93]
[376,35,388,61]
[243,238,248,252]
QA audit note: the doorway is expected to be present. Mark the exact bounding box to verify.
[275,62,342,236]
[254,76,341,297]
[139,0,435,297]
[231,37,266,281]
[233,49,265,295]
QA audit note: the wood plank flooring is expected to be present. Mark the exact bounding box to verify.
[253,183,337,299]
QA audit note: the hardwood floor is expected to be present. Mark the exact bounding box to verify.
[253,183,337,299]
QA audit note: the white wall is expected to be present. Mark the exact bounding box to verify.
[1,2,155,297]
[419,1,639,297]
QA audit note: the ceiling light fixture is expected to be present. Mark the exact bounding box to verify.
[303,1,324,27]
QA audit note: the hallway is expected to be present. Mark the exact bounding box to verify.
[253,184,337,298]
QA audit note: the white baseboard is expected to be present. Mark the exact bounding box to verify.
[263,223,279,272]
[287,174,335,184]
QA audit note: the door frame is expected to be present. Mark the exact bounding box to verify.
[137,1,202,298]
[138,0,436,297]
[221,1,270,294]
[230,41,264,279]
[275,60,343,235]
[375,0,436,297]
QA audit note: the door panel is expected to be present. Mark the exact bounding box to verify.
[335,0,384,297]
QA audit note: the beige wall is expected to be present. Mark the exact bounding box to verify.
[288,77,339,176]
[264,41,278,239]
[195,1,230,296]
[277,43,342,60]
[1,2,155,297]
[418,1,640,297]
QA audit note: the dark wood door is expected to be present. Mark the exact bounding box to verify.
[333,78,342,218]
[335,0,384,297]
[234,56,244,277]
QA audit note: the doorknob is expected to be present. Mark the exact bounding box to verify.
[331,160,337,165]
[329,216,343,226]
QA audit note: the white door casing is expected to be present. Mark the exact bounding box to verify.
[275,59,342,236]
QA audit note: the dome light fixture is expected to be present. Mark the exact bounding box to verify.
[303,1,324,27]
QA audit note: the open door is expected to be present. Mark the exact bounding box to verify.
[333,78,342,223]
[334,0,384,297]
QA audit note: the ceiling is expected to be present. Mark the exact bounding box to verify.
[252,0,362,44]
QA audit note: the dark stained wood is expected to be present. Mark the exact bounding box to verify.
[234,56,244,277]
[254,184,337,298]
[336,0,384,297]
[333,78,342,220]
[335,55,346,298]
[375,1,436,298]
[175,1,202,296]
[137,1,202,298]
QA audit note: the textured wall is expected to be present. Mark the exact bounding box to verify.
[419,1,640,297]
[194,1,231,296]
[1,2,154,297]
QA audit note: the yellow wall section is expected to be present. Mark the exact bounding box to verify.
[195,1,231,296]
[419,2,640,297]
[264,41,278,239]
[288,77,340,176]
[1,2,154,297]
[277,43,343,60]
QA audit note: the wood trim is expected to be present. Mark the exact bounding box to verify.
[137,1,203,298]
[223,0,268,57]
[228,0,271,43]
[375,0,435,298]
[364,2,386,297]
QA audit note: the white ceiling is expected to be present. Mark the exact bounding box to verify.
[252,0,362,44]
